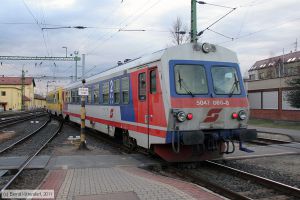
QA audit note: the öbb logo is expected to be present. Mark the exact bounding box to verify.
[203,108,222,123]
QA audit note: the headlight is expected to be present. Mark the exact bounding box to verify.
[238,110,247,120]
[176,111,186,122]
[202,43,216,53]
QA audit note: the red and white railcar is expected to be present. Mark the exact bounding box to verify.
[57,43,256,162]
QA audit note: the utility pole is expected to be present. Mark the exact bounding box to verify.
[79,79,88,150]
[190,0,197,43]
[21,69,25,111]
[74,51,79,81]
[82,54,85,79]
[295,38,298,52]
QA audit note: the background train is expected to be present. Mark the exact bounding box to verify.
[46,42,257,162]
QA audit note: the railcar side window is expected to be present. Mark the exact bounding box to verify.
[93,85,99,104]
[211,66,241,95]
[87,86,92,104]
[174,65,208,95]
[122,77,129,104]
[102,82,109,104]
[68,91,71,103]
[71,90,76,103]
[54,93,57,103]
[114,79,120,104]
[138,73,146,100]
[150,70,157,94]
[76,89,81,103]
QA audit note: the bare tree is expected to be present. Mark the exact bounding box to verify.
[170,17,189,45]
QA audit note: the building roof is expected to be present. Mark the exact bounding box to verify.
[0,77,35,87]
[249,50,300,72]
[34,94,46,100]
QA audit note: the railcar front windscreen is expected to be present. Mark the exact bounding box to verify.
[211,66,241,95]
[174,64,208,95]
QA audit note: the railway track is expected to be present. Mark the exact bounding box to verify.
[0,111,47,129]
[158,161,300,200]
[0,117,63,194]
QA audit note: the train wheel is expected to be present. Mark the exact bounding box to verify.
[122,130,137,152]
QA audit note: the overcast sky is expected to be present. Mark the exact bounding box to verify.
[0,0,299,95]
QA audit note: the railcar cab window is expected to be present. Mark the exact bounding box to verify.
[121,77,129,104]
[211,66,241,95]
[138,73,146,100]
[174,65,208,95]
[93,84,99,104]
[102,82,109,104]
[114,79,120,104]
[150,70,156,94]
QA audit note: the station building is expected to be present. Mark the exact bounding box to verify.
[0,76,35,111]
[245,50,300,121]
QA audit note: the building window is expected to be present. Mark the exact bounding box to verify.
[259,72,265,79]
[93,84,99,104]
[114,79,120,104]
[122,77,129,104]
[138,73,146,100]
[102,82,109,104]
[1,91,6,96]
[150,70,157,94]
[249,74,256,80]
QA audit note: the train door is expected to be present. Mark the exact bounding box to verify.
[136,68,150,148]
[136,67,165,149]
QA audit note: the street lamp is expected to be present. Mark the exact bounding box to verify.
[62,46,68,57]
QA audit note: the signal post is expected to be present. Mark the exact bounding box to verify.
[78,79,88,150]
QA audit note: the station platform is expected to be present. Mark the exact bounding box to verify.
[38,166,224,200]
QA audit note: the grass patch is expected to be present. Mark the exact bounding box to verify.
[248,118,300,130]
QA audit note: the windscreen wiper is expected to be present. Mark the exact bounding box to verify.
[177,70,195,97]
[228,74,239,97]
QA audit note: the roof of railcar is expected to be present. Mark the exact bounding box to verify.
[65,48,166,89]
[64,43,237,90]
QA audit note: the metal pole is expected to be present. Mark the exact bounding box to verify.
[74,51,79,82]
[75,59,78,81]
[191,0,197,43]
[21,69,25,111]
[79,79,88,150]
[82,54,85,79]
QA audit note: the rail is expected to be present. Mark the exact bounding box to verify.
[0,117,63,194]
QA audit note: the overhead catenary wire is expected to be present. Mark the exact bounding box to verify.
[216,17,300,45]
[86,0,162,55]
[22,0,50,56]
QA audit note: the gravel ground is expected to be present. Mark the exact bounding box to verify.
[0,115,50,152]
[0,119,60,157]
[218,154,300,188]
[187,163,287,199]
[148,154,300,199]
[8,169,48,190]
[40,123,122,156]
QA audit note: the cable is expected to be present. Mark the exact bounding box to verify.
[22,0,50,56]
[86,0,162,55]
[207,28,233,40]
[217,17,300,45]
[198,7,237,36]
